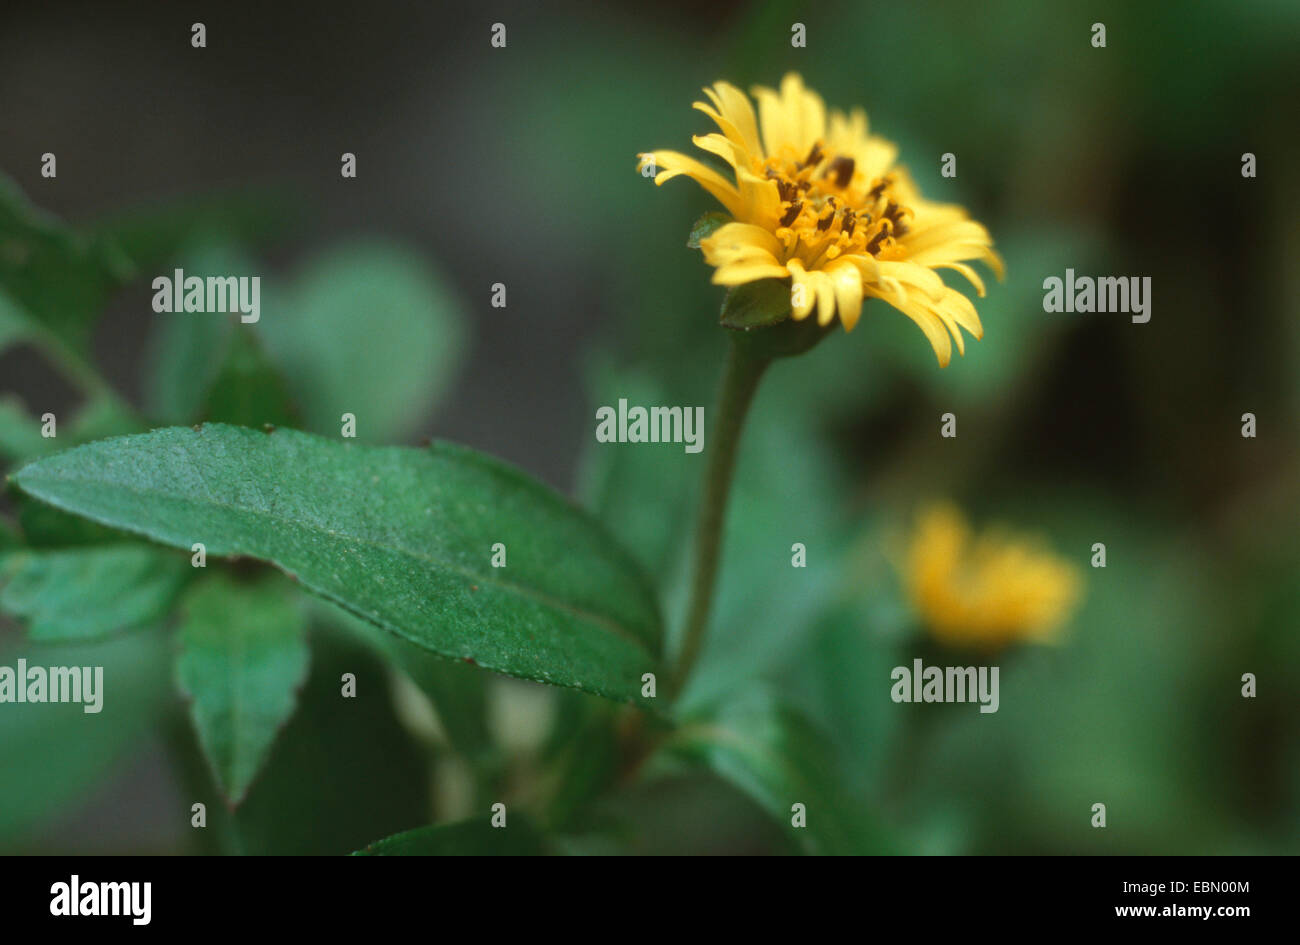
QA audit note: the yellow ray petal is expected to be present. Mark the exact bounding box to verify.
[868,285,953,367]
[638,150,743,217]
[751,73,824,156]
[735,167,783,228]
[786,258,817,320]
[875,260,947,301]
[711,261,791,286]
[700,81,763,158]
[825,259,865,331]
[936,287,983,338]
[933,261,986,297]
[807,270,835,326]
[701,222,784,260]
[691,133,747,173]
[783,73,826,154]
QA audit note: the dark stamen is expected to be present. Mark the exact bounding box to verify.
[825,155,856,189]
[865,222,891,255]
[883,201,909,237]
[779,201,803,228]
[802,142,824,168]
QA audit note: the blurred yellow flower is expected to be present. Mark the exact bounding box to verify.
[903,503,1082,648]
[638,73,1003,366]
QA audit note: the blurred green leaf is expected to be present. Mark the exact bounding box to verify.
[682,414,851,709]
[258,241,465,443]
[354,814,548,856]
[200,329,299,429]
[13,425,664,705]
[169,626,430,855]
[0,631,171,846]
[318,600,493,763]
[776,600,906,795]
[176,575,309,804]
[13,493,132,548]
[536,695,622,830]
[576,363,699,584]
[65,395,144,443]
[579,351,852,712]
[0,387,141,475]
[0,174,131,353]
[562,765,790,855]
[0,396,50,463]
[0,544,187,642]
[898,496,1238,854]
[0,288,31,354]
[141,244,253,425]
[665,689,894,855]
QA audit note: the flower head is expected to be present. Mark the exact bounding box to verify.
[902,502,1082,648]
[639,74,1003,366]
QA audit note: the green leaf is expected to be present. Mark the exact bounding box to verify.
[775,600,907,796]
[687,211,731,249]
[0,288,32,354]
[0,632,171,846]
[258,241,465,442]
[719,277,792,330]
[13,424,663,705]
[141,243,253,424]
[12,494,130,548]
[0,173,132,353]
[200,329,299,430]
[168,624,431,854]
[314,599,493,762]
[0,544,187,642]
[0,395,143,468]
[536,695,622,830]
[66,395,144,443]
[581,379,851,712]
[576,363,699,583]
[665,689,895,855]
[0,396,50,463]
[1,393,145,475]
[145,311,230,425]
[354,814,548,855]
[176,575,309,804]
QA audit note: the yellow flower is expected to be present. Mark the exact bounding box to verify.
[902,502,1082,648]
[639,73,1003,366]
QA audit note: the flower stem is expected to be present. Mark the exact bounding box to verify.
[671,339,769,695]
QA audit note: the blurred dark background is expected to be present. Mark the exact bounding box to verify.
[4,0,1297,492]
